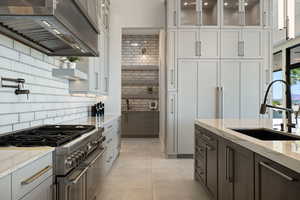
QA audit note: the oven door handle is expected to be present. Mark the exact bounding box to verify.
[68,166,89,185]
[89,147,107,166]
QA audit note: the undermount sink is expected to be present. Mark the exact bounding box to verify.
[231,128,300,141]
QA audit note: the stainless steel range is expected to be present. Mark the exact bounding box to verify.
[0,125,107,200]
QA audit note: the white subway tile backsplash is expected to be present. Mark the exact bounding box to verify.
[19,112,35,122]
[0,45,19,60]
[35,111,48,120]
[0,33,96,133]
[30,120,44,127]
[0,35,13,48]
[14,41,31,55]
[0,114,19,126]
[0,125,12,135]
[13,122,30,131]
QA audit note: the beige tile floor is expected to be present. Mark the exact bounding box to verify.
[97,138,210,200]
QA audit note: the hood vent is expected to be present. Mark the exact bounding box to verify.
[0,0,99,56]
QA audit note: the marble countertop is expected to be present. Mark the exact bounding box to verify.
[195,119,300,174]
[0,147,54,179]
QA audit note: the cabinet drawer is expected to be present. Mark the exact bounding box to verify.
[12,153,53,200]
[196,126,218,146]
[195,167,206,184]
[20,176,53,200]
[0,174,11,200]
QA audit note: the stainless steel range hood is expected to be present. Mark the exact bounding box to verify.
[0,0,99,56]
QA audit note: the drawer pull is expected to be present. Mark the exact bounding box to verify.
[21,165,52,185]
[206,144,214,151]
[202,134,212,141]
[260,162,294,182]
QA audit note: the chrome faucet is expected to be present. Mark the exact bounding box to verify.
[260,80,299,131]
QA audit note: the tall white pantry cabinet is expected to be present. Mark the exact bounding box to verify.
[166,0,273,156]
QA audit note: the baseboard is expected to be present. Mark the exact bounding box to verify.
[166,154,194,159]
[121,135,159,138]
[177,154,194,159]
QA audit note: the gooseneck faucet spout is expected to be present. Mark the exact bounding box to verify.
[260,80,299,131]
[260,80,293,114]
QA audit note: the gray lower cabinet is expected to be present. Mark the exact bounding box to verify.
[195,124,300,200]
[0,175,11,200]
[218,138,254,200]
[255,155,300,200]
[195,126,218,200]
[20,176,53,200]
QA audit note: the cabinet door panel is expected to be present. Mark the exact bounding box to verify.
[243,30,262,58]
[262,0,272,28]
[255,155,300,200]
[222,0,240,26]
[220,61,240,119]
[21,176,52,200]
[179,0,198,26]
[219,139,254,200]
[198,60,219,119]
[240,61,261,119]
[233,144,254,200]
[0,175,11,200]
[178,60,198,154]
[221,30,240,58]
[167,0,178,28]
[199,30,219,58]
[178,29,199,58]
[167,30,177,90]
[167,92,178,154]
[206,140,218,199]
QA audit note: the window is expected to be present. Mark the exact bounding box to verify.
[287,45,300,131]
[272,51,283,130]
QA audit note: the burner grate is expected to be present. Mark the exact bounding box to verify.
[0,125,95,147]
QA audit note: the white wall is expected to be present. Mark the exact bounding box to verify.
[0,34,95,135]
[106,0,165,115]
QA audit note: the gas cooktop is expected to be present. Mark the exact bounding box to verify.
[0,125,96,147]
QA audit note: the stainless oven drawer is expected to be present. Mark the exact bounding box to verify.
[85,147,107,200]
[57,166,88,200]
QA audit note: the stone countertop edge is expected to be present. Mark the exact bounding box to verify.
[0,147,54,179]
[195,119,300,174]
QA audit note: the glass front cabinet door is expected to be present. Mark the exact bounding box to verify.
[222,0,261,26]
[179,0,218,26]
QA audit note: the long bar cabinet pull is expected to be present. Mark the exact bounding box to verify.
[259,162,295,182]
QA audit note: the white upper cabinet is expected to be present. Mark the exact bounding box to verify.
[222,0,262,27]
[221,29,262,59]
[178,29,219,59]
[220,29,241,58]
[168,0,271,28]
[178,29,199,58]
[222,0,240,26]
[179,0,198,26]
[199,29,219,58]
[201,0,218,26]
[167,0,178,28]
[167,30,177,91]
[178,0,218,27]
[242,29,262,58]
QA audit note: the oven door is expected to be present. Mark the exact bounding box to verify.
[58,165,88,200]
[85,147,107,200]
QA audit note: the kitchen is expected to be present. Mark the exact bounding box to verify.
[0,0,300,200]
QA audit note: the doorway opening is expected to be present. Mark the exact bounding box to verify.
[121,28,165,139]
